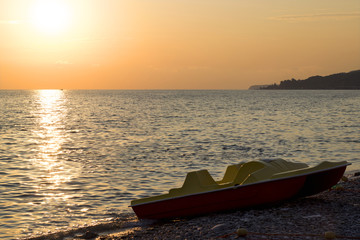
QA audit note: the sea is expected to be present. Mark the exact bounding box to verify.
[1,90,359,239]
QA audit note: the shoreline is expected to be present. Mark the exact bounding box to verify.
[102,173,360,240]
[26,172,360,240]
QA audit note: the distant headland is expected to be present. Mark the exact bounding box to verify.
[249,70,360,90]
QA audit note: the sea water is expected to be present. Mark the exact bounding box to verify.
[1,90,359,239]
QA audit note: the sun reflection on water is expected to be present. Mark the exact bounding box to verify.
[31,90,80,204]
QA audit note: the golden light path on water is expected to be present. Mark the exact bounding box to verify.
[28,90,83,233]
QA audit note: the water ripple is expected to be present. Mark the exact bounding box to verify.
[0,90,359,239]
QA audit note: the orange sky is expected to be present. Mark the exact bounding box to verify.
[1,0,360,89]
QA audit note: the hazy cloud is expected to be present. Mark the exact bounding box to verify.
[270,12,360,22]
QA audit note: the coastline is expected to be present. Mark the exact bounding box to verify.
[27,172,360,240]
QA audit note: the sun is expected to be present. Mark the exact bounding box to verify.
[30,0,72,35]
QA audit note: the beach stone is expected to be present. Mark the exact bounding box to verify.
[236,228,248,237]
[211,223,227,233]
[80,231,99,239]
[324,231,336,239]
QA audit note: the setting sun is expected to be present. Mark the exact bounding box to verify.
[29,0,72,35]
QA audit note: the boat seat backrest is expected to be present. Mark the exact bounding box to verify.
[271,160,348,179]
[217,163,244,184]
[232,161,266,185]
[267,159,308,171]
[312,161,347,170]
[242,164,281,184]
[242,159,309,184]
[168,170,218,197]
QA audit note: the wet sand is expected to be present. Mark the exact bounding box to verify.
[27,173,360,240]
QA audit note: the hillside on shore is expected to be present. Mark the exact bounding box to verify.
[257,70,360,90]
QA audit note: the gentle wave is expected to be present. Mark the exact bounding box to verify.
[0,90,359,239]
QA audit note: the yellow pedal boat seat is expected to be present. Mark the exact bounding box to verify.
[131,159,317,206]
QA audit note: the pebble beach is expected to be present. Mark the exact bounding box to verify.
[28,172,360,240]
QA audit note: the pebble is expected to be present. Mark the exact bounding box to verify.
[324,231,336,239]
[210,223,227,232]
[236,228,248,237]
[80,231,98,239]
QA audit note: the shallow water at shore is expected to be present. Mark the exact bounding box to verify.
[1,90,359,239]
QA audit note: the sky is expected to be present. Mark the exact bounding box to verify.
[0,0,359,89]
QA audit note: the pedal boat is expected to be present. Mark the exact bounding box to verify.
[130,159,350,220]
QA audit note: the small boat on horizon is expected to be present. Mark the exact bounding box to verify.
[130,159,350,220]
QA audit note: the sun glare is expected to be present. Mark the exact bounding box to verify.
[30,0,72,35]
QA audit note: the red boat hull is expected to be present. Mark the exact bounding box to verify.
[131,165,347,220]
[132,176,306,219]
[296,165,347,197]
